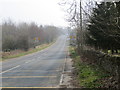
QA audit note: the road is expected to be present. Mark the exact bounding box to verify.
[1,35,68,88]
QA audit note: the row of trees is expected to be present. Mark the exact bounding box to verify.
[61,0,120,54]
[2,20,62,51]
[62,0,120,88]
[86,2,120,53]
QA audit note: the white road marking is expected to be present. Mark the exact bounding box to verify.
[0,65,20,74]
[25,60,33,63]
[25,62,28,63]
[25,61,30,63]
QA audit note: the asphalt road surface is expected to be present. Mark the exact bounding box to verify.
[1,35,68,88]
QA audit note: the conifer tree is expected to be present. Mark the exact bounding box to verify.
[86,2,120,53]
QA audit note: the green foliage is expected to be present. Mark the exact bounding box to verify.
[76,62,110,88]
[70,46,109,88]
[86,2,120,52]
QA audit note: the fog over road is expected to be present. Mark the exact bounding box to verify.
[1,35,68,88]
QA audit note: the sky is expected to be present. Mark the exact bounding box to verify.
[0,0,69,27]
[0,0,113,27]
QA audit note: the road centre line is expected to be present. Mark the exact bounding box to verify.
[0,65,20,74]
[25,61,28,63]
[25,60,31,63]
[1,76,57,78]
[1,60,32,74]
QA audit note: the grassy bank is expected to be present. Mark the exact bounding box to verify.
[69,46,109,88]
[2,42,54,61]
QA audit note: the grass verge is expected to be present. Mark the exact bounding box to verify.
[69,46,110,88]
[2,42,54,61]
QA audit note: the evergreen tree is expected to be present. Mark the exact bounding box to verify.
[86,2,120,53]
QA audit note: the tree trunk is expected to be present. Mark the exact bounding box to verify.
[115,50,118,54]
[111,50,114,54]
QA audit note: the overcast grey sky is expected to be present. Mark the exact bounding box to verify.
[0,0,69,27]
[1,0,115,27]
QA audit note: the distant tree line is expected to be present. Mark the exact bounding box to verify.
[2,20,62,51]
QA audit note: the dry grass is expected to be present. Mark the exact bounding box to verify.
[1,42,54,61]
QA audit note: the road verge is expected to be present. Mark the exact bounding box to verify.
[1,41,55,61]
[59,46,74,88]
[69,46,116,88]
